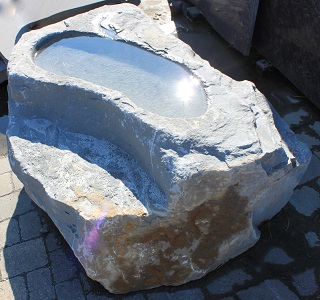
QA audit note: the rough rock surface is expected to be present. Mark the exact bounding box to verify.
[7,4,310,294]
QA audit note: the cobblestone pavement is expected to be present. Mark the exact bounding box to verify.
[0,1,320,299]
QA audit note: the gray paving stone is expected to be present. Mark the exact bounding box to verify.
[0,189,35,222]
[305,231,319,247]
[123,293,146,300]
[13,189,36,216]
[0,279,15,300]
[19,210,42,241]
[0,191,20,221]
[2,238,48,278]
[0,135,8,157]
[296,132,320,147]
[79,272,92,294]
[147,292,174,300]
[264,247,294,265]
[299,154,320,185]
[12,172,24,191]
[169,288,204,300]
[290,186,320,216]
[0,172,14,196]
[207,269,252,295]
[0,276,27,300]
[292,269,319,297]
[0,248,9,280]
[147,288,204,300]
[27,267,55,300]
[237,279,299,300]
[55,278,85,300]
[50,248,77,283]
[283,109,308,127]
[0,218,20,249]
[310,121,320,135]
[86,292,114,300]
[46,232,62,252]
[0,156,11,174]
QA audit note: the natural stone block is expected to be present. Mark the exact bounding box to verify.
[7,4,310,294]
[190,0,260,55]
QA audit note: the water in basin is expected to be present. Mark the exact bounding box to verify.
[35,36,207,118]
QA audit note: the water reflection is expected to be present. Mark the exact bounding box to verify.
[176,76,201,103]
[35,36,207,118]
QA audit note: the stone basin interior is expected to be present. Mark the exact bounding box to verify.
[34,36,207,118]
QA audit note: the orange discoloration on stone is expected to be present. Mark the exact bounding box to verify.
[98,185,250,293]
[72,187,147,218]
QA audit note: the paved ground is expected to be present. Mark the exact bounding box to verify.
[0,1,320,299]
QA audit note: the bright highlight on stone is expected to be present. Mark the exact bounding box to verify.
[7,4,310,294]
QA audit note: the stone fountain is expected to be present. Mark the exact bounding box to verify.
[7,4,310,294]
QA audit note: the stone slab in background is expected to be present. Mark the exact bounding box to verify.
[7,3,310,294]
[190,0,260,55]
[253,0,320,110]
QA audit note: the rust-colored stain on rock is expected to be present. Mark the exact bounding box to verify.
[102,186,249,293]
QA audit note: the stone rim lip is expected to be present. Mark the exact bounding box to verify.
[7,4,225,133]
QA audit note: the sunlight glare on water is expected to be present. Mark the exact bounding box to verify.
[35,36,207,118]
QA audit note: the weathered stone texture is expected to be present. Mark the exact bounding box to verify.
[7,4,310,294]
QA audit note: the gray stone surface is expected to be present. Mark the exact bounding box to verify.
[123,294,146,300]
[49,249,78,283]
[292,269,318,297]
[0,156,11,174]
[190,0,260,55]
[86,293,114,300]
[147,291,205,300]
[290,186,320,216]
[7,3,311,294]
[3,238,48,277]
[1,276,27,300]
[55,278,85,300]
[237,279,299,300]
[46,232,62,252]
[0,192,22,222]
[298,154,320,184]
[19,210,42,241]
[27,268,56,300]
[0,172,14,197]
[305,232,319,248]
[264,247,294,265]
[0,219,20,248]
[207,269,252,295]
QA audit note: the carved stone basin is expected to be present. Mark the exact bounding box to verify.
[7,4,310,294]
[35,36,207,118]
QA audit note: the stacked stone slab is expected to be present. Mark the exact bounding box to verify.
[7,4,310,294]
